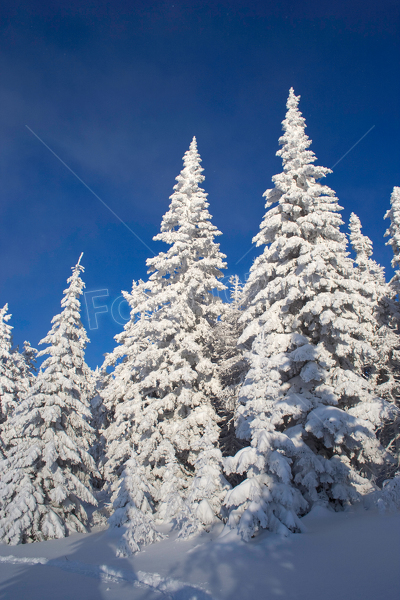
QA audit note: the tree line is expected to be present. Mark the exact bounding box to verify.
[0,88,399,554]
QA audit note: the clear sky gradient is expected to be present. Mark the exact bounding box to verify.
[1,0,399,368]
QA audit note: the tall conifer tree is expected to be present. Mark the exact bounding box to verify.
[223,89,396,540]
[385,187,400,298]
[0,305,18,427]
[382,187,400,463]
[349,212,400,468]
[103,138,230,554]
[0,256,98,544]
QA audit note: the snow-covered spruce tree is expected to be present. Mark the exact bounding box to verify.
[0,307,38,443]
[89,367,107,472]
[10,341,38,407]
[349,213,386,287]
[385,187,400,298]
[382,186,400,463]
[21,341,37,375]
[223,89,397,540]
[108,452,163,556]
[349,212,400,470]
[101,279,155,484]
[0,305,19,426]
[88,366,109,502]
[349,212,399,395]
[0,255,98,544]
[21,341,37,384]
[103,137,230,552]
[210,276,249,463]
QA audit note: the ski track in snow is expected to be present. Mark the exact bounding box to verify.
[0,555,216,600]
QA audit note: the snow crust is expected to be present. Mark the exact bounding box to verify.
[0,507,398,600]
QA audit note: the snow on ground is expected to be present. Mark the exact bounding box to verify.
[0,506,398,600]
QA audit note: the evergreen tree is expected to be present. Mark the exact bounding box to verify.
[108,452,164,556]
[10,341,38,406]
[210,276,248,463]
[0,305,18,426]
[103,138,230,553]
[101,279,153,484]
[22,341,37,375]
[385,186,400,297]
[382,186,400,463]
[349,212,386,287]
[223,89,397,540]
[349,212,397,383]
[0,306,38,443]
[0,255,98,544]
[349,212,400,470]
[89,366,107,485]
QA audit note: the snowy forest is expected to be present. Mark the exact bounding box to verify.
[1,88,400,557]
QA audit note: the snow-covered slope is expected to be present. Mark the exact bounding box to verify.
[0,507,398,599]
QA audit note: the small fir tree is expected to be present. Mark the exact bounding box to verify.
[349,212,386,287]
[210,276,249,463]
[22,341,37,375]
[88,366,107,484]
[0,255,98,544]
[108,451,164,556]
[385,187,400,297]
[0,305,18,426]
[10,341,38,406]
[348,213,396,398]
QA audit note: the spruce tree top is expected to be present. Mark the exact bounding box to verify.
[147,136,226,319]
[349,213,373,263]
[38,252,90,378]
[241,88,346,339]
[349,212,385,286]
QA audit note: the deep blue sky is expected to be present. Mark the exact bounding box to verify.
[1,0,399,368]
